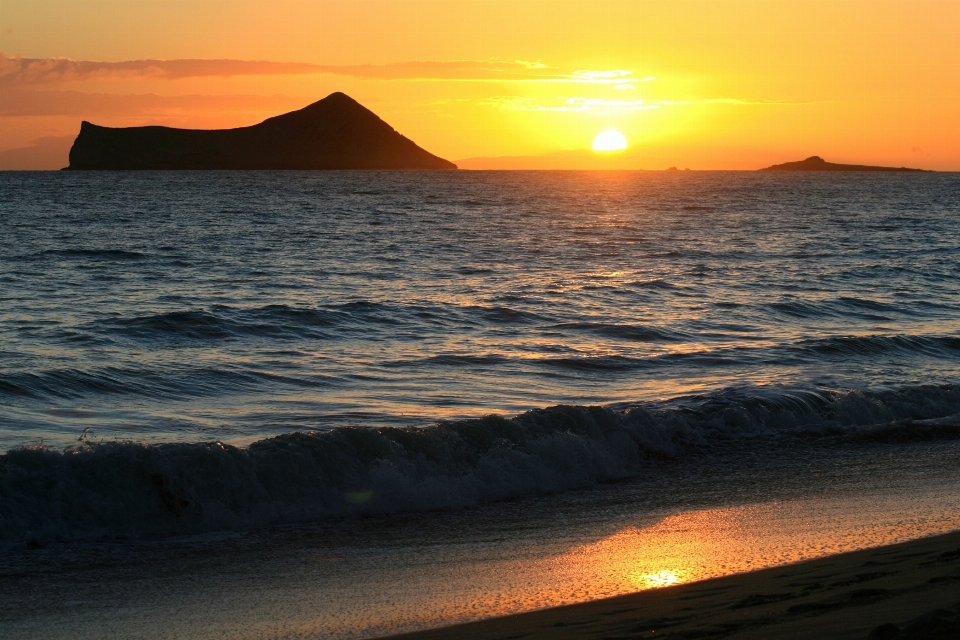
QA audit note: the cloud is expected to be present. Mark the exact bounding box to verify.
[489,99,589,112]
[514,59,549,70]
[0,87,801,122]
[657,98,799,106]
[566,98,660,110]
[571,70,634,81]
[487,95,799,112]
[0,55,325,85]
[487,97,658,112]
[0,89,309,117]
[0,53,650,86]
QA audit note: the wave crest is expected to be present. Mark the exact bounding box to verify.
[3,384,960,545]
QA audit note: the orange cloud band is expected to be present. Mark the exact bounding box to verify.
[0,54,650,86]
[0,89,308,117]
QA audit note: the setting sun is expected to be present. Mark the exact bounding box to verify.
[592,130,628,152]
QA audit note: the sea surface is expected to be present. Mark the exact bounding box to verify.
[2,170,960,637]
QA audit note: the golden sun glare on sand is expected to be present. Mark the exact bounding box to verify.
[592,130,628,152]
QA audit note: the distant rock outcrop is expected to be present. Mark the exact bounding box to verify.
[760,156,929,172]
[66,92,456,170]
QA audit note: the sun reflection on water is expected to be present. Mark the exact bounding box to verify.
[303,480,960,638]
[634,569,685,588]
[532,494,960,611]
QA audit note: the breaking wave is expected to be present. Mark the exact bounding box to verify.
[3,384,960,545]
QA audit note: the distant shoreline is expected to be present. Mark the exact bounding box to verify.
[1,167,955,173]
[760,155,932,172]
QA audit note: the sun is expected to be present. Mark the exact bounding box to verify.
[592,130,628,152]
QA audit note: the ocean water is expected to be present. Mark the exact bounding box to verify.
[2,170,960,545]
[3,170,960,637]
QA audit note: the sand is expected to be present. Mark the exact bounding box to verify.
[386,530,960,640]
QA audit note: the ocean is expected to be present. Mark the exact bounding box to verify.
[2,170,960,638]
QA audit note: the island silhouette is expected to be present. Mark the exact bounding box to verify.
[760,156,929,172]
[66,92,456,170]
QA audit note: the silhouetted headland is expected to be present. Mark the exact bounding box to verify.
[760,156,929,172]
[66,92,456,170]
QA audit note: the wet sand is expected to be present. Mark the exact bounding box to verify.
[4,455,960,640]
[388,529,960,640]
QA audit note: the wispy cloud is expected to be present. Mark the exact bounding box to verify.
[0,54,652,86]
[656,98,799,106]
[0,89,308,117]
[566,98,661,110]
[487,95,797,112]
[565,71,655,82]
[487,97,658,112]
[0,55,326,85]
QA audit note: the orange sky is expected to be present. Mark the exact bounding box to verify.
[1,0,958,169]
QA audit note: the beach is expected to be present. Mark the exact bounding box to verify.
[390,530,960,640]
[2,435,959,639]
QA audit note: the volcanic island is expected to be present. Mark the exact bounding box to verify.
[760,156,930,172]
[65,92,456,170]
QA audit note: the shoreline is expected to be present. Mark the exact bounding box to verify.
[386,529,960,640]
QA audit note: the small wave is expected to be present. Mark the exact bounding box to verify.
[552,322,686,342]
[540,350,744,371]
[773,296,933,322]
[0,366,319,401]
[107,306,347,340]
[96,303,410,342]
[469,305,542,324]
[424,354,511,366]
[39,249,147,261]
[836,296,901,312]
[383,354,511,368]
[245,305,342,328]
[0,369,131,399]
[455,266,494,275]
[795,335,960,357]
[769,300,828,318]
[337,301,403,325]
[108,311,236,339]
[627,278,678,290]
[48,330,106,345]
[538,355,648,371]
[4,384,960,544]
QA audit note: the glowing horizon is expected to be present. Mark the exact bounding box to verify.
[1,1,959,170]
